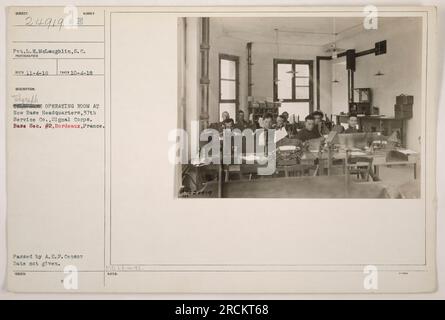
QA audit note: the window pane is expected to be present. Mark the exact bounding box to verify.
[219,103,236,121]
[295,86,309,99]
[280,102,310,122]
[221,80,236,100]
[277,63,293,100]
[294,64,309,77]
[220,59,236,80]
[295,77,309,86]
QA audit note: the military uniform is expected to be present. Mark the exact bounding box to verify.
[296,128,321,142]
[235,120,252,131]
[344,126,360,133]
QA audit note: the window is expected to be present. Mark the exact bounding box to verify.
[273,59,313,121]
[219,54,239,121]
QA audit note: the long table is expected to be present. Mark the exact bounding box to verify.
[193,146,419,182]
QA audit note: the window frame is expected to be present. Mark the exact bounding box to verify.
[273,59,314,112]
[219,53,240,113]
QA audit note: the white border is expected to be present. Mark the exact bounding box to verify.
[0,0,444,299]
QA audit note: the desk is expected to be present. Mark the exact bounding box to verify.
[296,146,418,181]
[183,141,419,197]
[336,114,406,147]
[371,150,419,180]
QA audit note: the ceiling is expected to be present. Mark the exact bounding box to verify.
[211,17,399,49]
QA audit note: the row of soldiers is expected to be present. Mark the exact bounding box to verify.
[211,110,360,142]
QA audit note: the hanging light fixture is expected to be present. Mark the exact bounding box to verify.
[330,18,341,83]
[374,70,385,76]
[332,65,340,83]
[284,28,299,76]
[332,18,338,59]
[332,20,339,83]
[273,28,300,78]
[374,41,385,77]
[332,17,338,59]
[326,17,345,60]
[273,28,280,84]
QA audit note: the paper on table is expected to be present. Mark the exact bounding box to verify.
[350,151,367,156]
[274,127,288,143]
[278,145,297,151]
[397,148,418,155]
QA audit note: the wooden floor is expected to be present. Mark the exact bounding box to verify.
[377,165,420,198]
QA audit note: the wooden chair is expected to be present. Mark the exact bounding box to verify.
[345,152,373,181]
[347,161,371,181]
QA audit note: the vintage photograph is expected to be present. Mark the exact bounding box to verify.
[4,5,438,296]
[177,16,422,199]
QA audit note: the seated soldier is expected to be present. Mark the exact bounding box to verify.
[221,111,230,122]
[296,114,322,142]
[280,112,290,125]
[261,113,273,130]
[209,111,231,133]
[275,115,286,129]
[344,113,360,133]
[222,118,235,131]
[255,113,273,153]
[235,110,251,131]
[248,113,259,130]
[312,110,330,135]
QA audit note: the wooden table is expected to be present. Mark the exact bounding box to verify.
[186,147,418,187]
[336,114,407,147]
